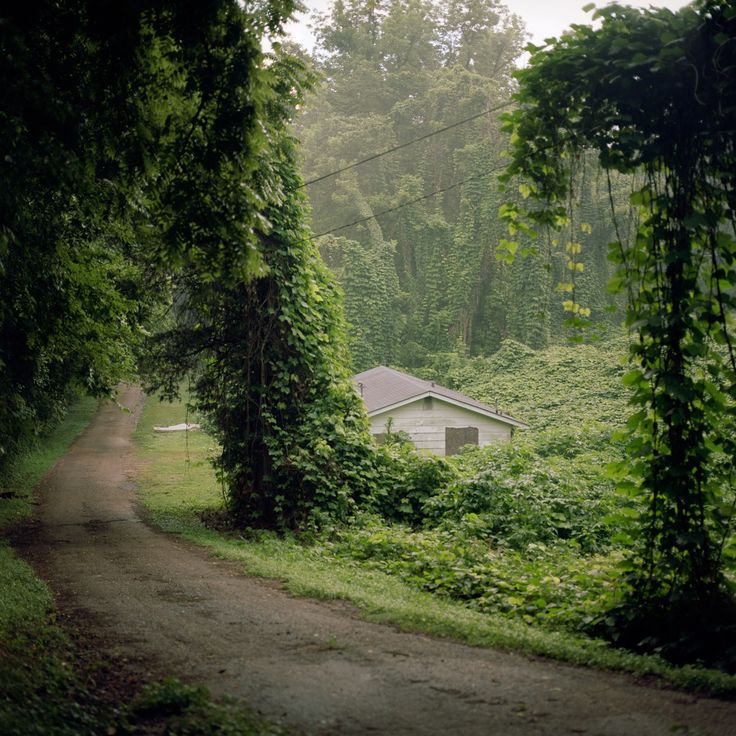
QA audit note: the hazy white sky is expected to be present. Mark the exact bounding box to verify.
[284,0,692,50]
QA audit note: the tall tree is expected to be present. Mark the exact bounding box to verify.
[3,0,377,530]
[299,0,622,364]
[137,46,379,529]
[501,0,736,655]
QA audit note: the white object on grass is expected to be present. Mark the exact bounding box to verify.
[153,423,201,432]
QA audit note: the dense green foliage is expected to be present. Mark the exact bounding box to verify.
[502,0,736,658]
[135,350,736,679]
[350,338,734,671]
[370,430,460,525]
[413,336,629,430]
[2,0,381,530]
[425,446,617,554]
[140,55,379,529]
[337,346,628,626]
[328,517,618,631]
[297,0,625,367]
[1,0,297,467]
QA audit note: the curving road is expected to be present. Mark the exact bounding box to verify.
[22,385,736,735]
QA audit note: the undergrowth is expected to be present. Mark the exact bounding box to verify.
[134,373,736,696]
[0,394,106,735]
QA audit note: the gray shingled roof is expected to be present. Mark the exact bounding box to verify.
[353,366,527,428]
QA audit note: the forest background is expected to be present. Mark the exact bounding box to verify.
[297,0,630,368]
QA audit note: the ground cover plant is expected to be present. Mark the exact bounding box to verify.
[0,396,110,736]
[134,337,736,692]
[413,337,630,432]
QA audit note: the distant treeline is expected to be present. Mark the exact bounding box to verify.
[297,0,629,369]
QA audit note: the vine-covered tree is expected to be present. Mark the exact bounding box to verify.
[298,0,623,366]
[3,0,378,529]
[141,52,378,528]
[501,0,736,659]
[2,0,295,459]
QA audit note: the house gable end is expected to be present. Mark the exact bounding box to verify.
[368,392,527,429]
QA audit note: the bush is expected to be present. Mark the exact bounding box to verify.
[327,519,617,631]
[425,443,618,553]
[368,438,458,526]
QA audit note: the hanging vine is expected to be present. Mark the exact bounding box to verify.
[500,0,736,654]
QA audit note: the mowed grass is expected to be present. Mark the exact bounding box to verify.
[134,395,226,530]
[134,393,736,697]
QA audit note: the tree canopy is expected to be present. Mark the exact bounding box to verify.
[2,0,379,528]
[2,0,290,459]
[298,0,626,368]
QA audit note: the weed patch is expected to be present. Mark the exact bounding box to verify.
[130,678,286,735]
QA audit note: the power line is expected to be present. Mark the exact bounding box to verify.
[312,160,508,238]
[310,110,602,239]
[301,99,513,188]
[307,80,602,238]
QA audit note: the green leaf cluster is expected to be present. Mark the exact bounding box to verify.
[299,1,625,364]
[327,517,618,632]
[424,442,619,554]
[1,0,299,469]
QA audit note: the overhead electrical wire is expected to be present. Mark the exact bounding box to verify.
[306,80,601,238]
[311,127,593,239]
[301,98,514,188]
[312,159,509,238]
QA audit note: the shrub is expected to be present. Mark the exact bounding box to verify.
[367,438,458,526]
[426,443,617,553]
[327,519,617,631]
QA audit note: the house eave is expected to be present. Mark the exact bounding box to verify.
[367,391,528,429]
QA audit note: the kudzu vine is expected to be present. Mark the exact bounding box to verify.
[141,48,379,529]
[500,0,736,651]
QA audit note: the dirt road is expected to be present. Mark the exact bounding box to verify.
[22,385,736,735]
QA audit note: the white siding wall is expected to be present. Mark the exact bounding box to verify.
[369,397,512,455]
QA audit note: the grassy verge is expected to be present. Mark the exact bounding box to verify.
[0,395,106,735]
[134,393,736,698]
[0,396,98,532]
[0,393,282,735]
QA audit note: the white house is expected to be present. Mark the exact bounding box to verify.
[354,366,527,456]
